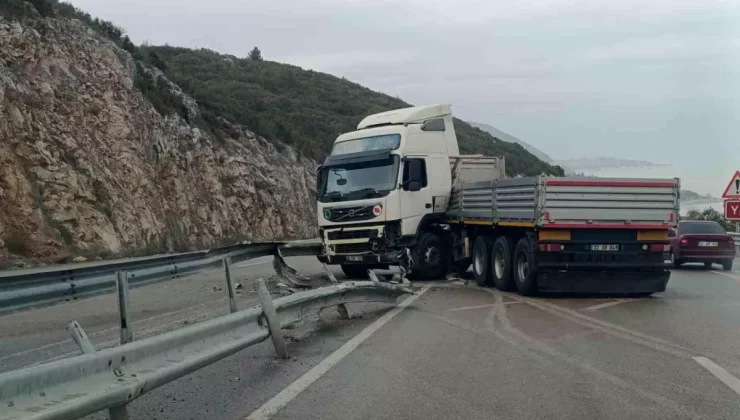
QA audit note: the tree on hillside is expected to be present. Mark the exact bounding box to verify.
[684,207,733,231]
[248,47,263,61]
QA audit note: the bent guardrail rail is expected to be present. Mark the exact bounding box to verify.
[0,240,321,314]
[0,280,413,420]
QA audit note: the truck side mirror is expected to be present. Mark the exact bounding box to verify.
[316,165,323,191]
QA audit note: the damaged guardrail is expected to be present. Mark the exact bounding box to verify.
[0,240,322,314]
[0,279,413,420]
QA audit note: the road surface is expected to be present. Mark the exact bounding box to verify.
[2,258,740,419]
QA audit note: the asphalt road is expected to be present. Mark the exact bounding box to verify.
[2,258,740,419]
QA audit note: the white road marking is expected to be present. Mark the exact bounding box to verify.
[582,299,641,311]
[446,302,521,312]
[710,271,740,281]
[693,357,740,396]
[246,286,430,420]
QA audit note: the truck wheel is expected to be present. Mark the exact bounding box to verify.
[704,262,713,270]
[410,232,448,280]
[513,237,537,296]
[491,237,514,291]
[341,264,370,279]
[472,235,494,286]
[722,259,734,271]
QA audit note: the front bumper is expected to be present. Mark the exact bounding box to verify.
[317,253,399,265]
[675,250,736,262]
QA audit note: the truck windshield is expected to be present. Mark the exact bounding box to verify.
[318,155,399,202]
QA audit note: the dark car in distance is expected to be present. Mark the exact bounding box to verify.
[669,220,735,270]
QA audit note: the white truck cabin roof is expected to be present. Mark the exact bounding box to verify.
[357,104,452,129]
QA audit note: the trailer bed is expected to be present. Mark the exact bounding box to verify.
[446,176,680,229]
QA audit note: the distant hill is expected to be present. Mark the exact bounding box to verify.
[144,47,565,177]
[552,157,670,172]
[680,190,717,202]
[469,122,553,163]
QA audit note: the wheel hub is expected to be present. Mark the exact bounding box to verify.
[517,253,528,282]
[494,249,504,278]
[474,246,485,275]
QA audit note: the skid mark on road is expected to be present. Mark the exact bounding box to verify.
[582,299,643,311]
[445,301,521,312]
[693,357,740,397]
[710,270,740,282]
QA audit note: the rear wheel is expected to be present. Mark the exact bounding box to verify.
[704,262,713,269]
[671,252,681,269]
[472,235,494,286]
[491,237,514,291]
[513,237,537,296]
[722,259,734,271]
[409,232,449,280]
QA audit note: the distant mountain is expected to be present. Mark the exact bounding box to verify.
[680,190,717,202]
[469,122,553,163]
[552,157,671,172]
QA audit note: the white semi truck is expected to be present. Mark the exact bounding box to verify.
[316,105,680,295]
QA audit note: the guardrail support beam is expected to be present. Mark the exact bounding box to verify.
[257,278,288,359]
[67,320,95,354]
[223,257,238,313]
[116,271,133,345]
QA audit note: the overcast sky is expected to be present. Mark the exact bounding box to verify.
[69,0,739,195]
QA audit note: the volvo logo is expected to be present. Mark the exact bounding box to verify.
[348,209,356,217]
[323,209,332,220]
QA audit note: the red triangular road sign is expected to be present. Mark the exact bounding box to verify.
[721,170,740,199]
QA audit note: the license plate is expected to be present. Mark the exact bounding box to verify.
[590,244,619,251]
[699,241,718,247]
[346,256,363,262]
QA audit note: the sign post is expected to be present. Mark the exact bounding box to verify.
[721,171,740,233]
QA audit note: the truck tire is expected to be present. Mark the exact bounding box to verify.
[341,264,371,279]
[722,259,733,271]
[491,237,514,291]
[704,262,713,270]
[409,232,449,280]
[513,237,537,296]
[472,235,494,286]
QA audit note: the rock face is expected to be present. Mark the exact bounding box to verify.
[0,17,318,262]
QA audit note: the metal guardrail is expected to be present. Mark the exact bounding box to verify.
[0,279,413,420]
[0,240,321,314]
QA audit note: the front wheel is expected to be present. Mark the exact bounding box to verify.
[409,232,449,280]
[722,259,733,271]
[513,237,537,296]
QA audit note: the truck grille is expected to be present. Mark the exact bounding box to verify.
[335,243,373,254]
[327,229,379,240]
[325,205,376,222]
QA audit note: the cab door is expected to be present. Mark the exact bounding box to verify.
[399,157,432,236]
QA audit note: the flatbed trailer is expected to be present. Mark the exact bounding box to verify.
[444,176,680,294]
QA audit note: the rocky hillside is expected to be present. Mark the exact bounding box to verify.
[0,14,317,263]
[0,0,563,264]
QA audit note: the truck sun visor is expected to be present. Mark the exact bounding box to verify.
[322,149,393,167]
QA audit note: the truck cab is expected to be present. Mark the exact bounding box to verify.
[316,105,460,278]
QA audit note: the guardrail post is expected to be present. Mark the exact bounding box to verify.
[322,263,338,284]
[67,320,95,354]
[109,405,130,420]
[223,257,237,313]
[257,278,288,359]
[116,271,133,345]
